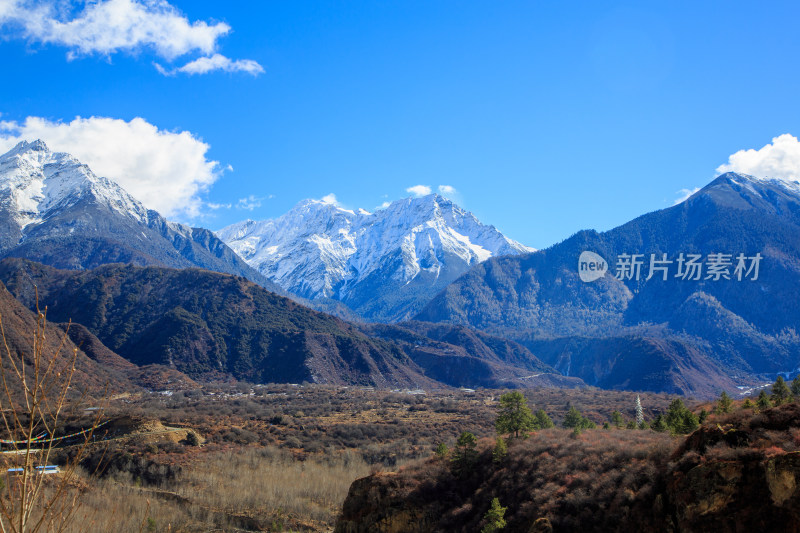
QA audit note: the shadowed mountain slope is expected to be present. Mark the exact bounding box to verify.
[417,173,800,397]
[0,259,584,390]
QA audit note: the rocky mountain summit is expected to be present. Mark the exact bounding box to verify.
[0,140,277,289]
[218,194,533,321]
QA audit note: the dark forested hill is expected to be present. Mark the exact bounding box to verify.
[0,259,431,387]
[0,258,584,390]
[0,279,136,396]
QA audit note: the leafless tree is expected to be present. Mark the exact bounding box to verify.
[0,296,103,533]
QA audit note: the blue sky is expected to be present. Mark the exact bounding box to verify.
[1,1,799,249]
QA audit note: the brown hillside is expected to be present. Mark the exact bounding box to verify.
[336,403,800,532]
[0,281,134,397]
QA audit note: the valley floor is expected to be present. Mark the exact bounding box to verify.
[4,384,682,532]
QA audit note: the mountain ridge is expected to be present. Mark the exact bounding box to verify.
[415,172,800,397]
[0,140,283,292]
[0,257,580,391]
[218,193,534,322]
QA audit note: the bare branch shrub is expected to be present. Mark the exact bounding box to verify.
[0,296,103,533]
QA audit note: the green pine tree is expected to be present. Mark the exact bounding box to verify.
[651,414,668,432]
[772,376,791,406]
[714,391,733,414]
[562,405,583,429]
[757,389,772,411]
[481,498,507,532]
[791,375,800,401]
[610,410,624,428]
[742,398,754,410]
[792,374,800,402]
[492,436,507,464]
[681,410,699,433]
[665,399,685,430]
[451,431,478,477]
[495,391,536,438]
[435,442,449,459]
[665,399,699,434]
[534,409,554,429]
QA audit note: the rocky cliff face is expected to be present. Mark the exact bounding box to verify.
[667,452,800,532]
[337,453,800,533]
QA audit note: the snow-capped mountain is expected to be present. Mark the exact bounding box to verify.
[0,140,150,237]
[0,140,277,289]
[218,194,534,321]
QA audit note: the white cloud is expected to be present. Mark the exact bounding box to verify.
[406,185,431,197]
[236,194,267,211]
[207,201,231,210]
[0,0,262,75]
[320,193,339,205]
[0,115,222,220]
[173,53,263,75]
[436,184,463,204]
[673,187,700,205]
[716,134,800,182]
[377,201,391,210]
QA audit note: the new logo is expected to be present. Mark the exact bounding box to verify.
[578,251,607,283]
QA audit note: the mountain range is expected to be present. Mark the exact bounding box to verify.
[417,172,800,396]
[0,140,280,292]
[0,275,198,397]
[0,258,576,390]
[0,140,577,392]
[217,195,533,322]
[1,140,798,398]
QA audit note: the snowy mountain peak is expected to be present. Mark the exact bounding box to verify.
[28,139,48,151]
[689,172,800,214]
[0,139,150,230]
[8,139,50,156]
[0,141,271,288]
[218,194,534,320]
[719,171,800,193]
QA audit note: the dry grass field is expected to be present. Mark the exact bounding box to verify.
[2,384,688,532]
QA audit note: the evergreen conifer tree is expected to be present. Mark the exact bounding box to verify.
[715,391,733,414]
[757,390,772,411]
[495,391,536,438]
[534,409,554,429]
[492,437,507,464]
[562,405,583,429]
[772,376,790,406]
[451,431,478,477]
[435,442,449,459]
[791,376,800,401]
[481,498,507,532]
